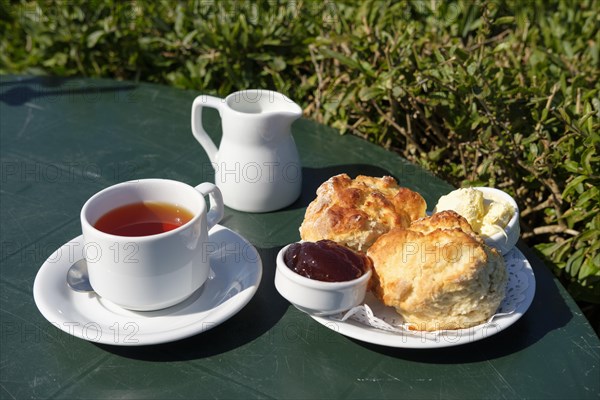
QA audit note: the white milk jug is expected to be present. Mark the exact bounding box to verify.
[191,89,302,212]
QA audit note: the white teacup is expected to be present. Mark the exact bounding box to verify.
[80,179,224,311]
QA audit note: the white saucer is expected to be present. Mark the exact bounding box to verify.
[33,225,262,346]
[311,247,536,348]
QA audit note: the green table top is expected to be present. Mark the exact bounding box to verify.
[1,75,598,399]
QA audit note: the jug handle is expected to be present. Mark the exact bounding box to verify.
[191,95,223,164]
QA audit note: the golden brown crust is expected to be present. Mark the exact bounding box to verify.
[367,211,507,331]
[410,210,479,238]
[392,187,430,222]
[299,174,427,252]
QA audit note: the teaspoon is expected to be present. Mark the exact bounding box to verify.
[66,259,94,293]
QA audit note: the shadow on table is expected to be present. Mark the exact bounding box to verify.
[286,164,396,211]
[0,76,136,106]
[352,244,573,363]
[95,245,288,361]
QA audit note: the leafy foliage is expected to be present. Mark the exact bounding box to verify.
[1,0,599,305]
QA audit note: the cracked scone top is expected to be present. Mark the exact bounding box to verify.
[299,174,427,252]
[367,210,508,331]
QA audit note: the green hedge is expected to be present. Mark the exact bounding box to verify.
[1,0,599,305]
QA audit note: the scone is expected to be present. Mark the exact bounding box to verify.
[299,174,427,252]
[367,211,507,331]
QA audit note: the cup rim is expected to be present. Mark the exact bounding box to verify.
[80,178,206,242]
[276,242,373,290]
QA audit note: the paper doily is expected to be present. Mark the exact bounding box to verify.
[331,248,531,339]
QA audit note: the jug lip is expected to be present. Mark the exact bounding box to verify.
[224,89,302,116]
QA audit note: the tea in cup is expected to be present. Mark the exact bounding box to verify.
[93,201,195,237]
[80,179,224,311]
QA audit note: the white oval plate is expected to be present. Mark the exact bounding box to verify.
[33,225,262,346]
[311,247,535,348]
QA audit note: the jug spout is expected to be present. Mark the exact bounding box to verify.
[270,93,303,118]
[276,107,303,124]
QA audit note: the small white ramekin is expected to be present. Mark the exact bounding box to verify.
[274,243,372,316]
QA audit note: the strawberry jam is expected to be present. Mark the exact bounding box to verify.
[284,240,370,282]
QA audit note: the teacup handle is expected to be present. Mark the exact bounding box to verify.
[195,182,224,230]
[191,95,223,164]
